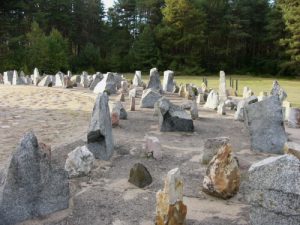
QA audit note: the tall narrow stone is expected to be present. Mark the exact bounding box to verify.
[287,108,300,128]
[133,71,143,87]
[163,70,175,92]
[94,72,117,94]
[204,90,219,110]
[130,96,135,111]
[87,93,114,160]
[147,68,162,92]
[3,71,13,85]
[33,68,40,85]
[219,71,227,101]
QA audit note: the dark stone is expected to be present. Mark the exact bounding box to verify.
[128,163,152,188]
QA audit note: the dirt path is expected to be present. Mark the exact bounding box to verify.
[0,85,299,225]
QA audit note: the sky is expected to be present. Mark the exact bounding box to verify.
[102,0,114,9]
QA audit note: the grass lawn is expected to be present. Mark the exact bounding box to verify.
[124,73,300,107]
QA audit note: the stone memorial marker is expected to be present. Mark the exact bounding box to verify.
[162,70,175,92]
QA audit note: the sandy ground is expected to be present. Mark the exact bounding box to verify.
[0,85,299,225]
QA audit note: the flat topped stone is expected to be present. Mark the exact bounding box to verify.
[147,68,162,92]
[140,89,162,108]
[87,93,114,160]
[162,70,175,92]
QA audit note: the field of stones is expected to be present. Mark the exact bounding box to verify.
[0,69,299,225]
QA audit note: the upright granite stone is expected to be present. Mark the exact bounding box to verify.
[156,168,187,225]
[0,132,69,225]
[157,98,194,132]
[163,70,175,92]
[12,70,22,85]
[94,72,117,94]
[3,71,13,85]
[287,108,300,128]
[147,68,162,92]
[247,155,300,225]
[87,93,114,160]
[204,90,219,110]
[89,73,103,91]
[190,100,198,120]
[219,71,227,101]
[38,75,54,87]
[55,72,65,87]
[33,68,40,86]
[217,102,226,115]
[133,71,143,87]
[130,96,135,111]
[234,96,258,121]
[80,72,89,88]
[243,86,253,99]
[140,89,162,108]
[244,96,287,154]
[270,80,287,102]
[109,101,127,120]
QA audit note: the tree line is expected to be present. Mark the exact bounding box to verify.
[0,0,299,76]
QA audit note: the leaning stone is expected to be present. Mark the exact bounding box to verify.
[147,68,162,92]
[162,70,175,92]
[65,146,94,178]
[190,100,198,120]
[94,72,117,94]
[87,93,114,160]
[202,144,240,199]
[287,108,300,128]
[201,137,230,164]
[247,155,300,225]
[130,96,135,111]
[128,163,152,188]
[270,80,287,102]
[157,98,194,132]
[234,96,258,121]
[156,168,187,225]
[140,89,162,108]
[244,96,287,154]
[143,136,163,160]
[204,90,219,110]
[0,132,69,225]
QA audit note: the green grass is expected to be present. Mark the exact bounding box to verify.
[124,73,300,107]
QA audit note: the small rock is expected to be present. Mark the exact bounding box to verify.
[143,136,163,160]
[128,163,152,188]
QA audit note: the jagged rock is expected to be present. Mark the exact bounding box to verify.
[204,90,219,110]
[140,89,162,108]
[270,80,287,102]
[143,136,162,160]
[243,86,253,98]
[3,71,13,85]
[157,98,194,132]
[63,75,73,88]
[89,73,103,91]
[133,71,143,87]
[201,137,230,164]
[190,100,198,120]
[219,71,227,101]
[234,96,258,121]
[163,70,175,92]
[203,144,240,199]
[130,96,135,111]
[217,102,226,115]
[156,168,187,225]
[0,132,69,225]
[38,75,54,87]
[244,96,287,154]
[87,93,114,160]
[147,68,162,92]
[65,146,94,178]
[109,101,127,120]
[247,155,300,225]
[55,72,65,87]
[94,72,117,94]
[287,108,300,128]
[128,163,152,188]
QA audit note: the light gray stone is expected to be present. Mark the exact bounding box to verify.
[243,86,253,99]
[163,70,175,92]
[55,72,65,87]
[38,75,54,87]
[217,102,226,115]
[130,96,135,111]
[190,100,198,120]
[197,93,205,105]
[89,73,103,91]
[3,71,13,85]
[133,71,143,87]
[80,72,89,88]
[140,89,162,108]
[109,101,127,120]
[287,108,300,128]
[244,96,287,154]
[87,93,114,160]
[234,96,258,121]
[146,68,162,92]
[201,137,230,164]
[219,71,227,101]
[0,132,69,225]
[204,90,219,110]
[33,68,40,85]
[270,80,287,102]
[94,72,117,94]
[247,155,300,225]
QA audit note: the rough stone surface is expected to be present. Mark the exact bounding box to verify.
[196,93,205,105]
[143,136,163,160]
[242,86,253,99]
[217,102,226,115]
[80,73,89,88]
[55,72,65,87]
[157,98,194,132]
[203,144,240,199]
[0,132,69,225]
[87,93,114,160]
[130,96,135,111]
[244,96,287,154]
[234,96,258,121]
[163,70,175,92]
[147,68,162,92]
[219,71,227,101]
[38,75,54,87]
[201,137,230,164]
[128,163,152,188]
[190,100,198,120]
[33,68,40,85]
[247,155,300,225]
[156,168,187,225]
[204,90,219,110]
[89,73,103,91]
[94,72,117,94]
[109,101,127,120]
[287,108,300,128]
[133,71,143,87]
[3,71,13,85]
[65,146,94,178]
[284,142,300,160]
[270,80,287,102]
[140,89,162,108]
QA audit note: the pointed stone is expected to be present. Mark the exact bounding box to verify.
[204,90,219,110]
[94,72,117,94]
[128,163,152,188]
[140,89,162,108]
[147,68,162,92]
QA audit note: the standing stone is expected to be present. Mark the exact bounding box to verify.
[55,72,65,87]
[196,93,205,105]
[202,144,240,199]
[65,146,94,178]
[67,70,72,77]
[33,68,40,86]
[121,80,128,93]
[204,90,219,110]
[109,101,127,120]
[0,73,3,84]
[94,72,117,94]
[219,71,227,101]
[133,71,143,87]
[243,86,253,99]
[270,80,287,102]
[140,89,162,108]
[247,155,300,225]
[3,71,13,85]
[12,70,21,85]
[234,96,258,121]
[282,100,292,121]
[89,73,103,91]
[63,76,73,88]
[0,132,69,225]
[287,108,300,128]
[156,168,187,225]
[258,91,268,101]
[217,102,226,115]
[118,93,125,102]
[190,100,198,120]
[130,96,135,111]
[201,137,230,164]
[80,72,89,88]
[163,70,175,92]
[128,163,152,188]
[71,75,81,84]
[147,68,162,92]
[87,93,114,160]
[157,98,194,132]
[143,136,163,160]
[244,96,287,154]
[184,84,196,100]
[38,75,54,87]
[201,82,207,93]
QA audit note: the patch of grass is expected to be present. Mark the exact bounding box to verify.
[124,73,300,107]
